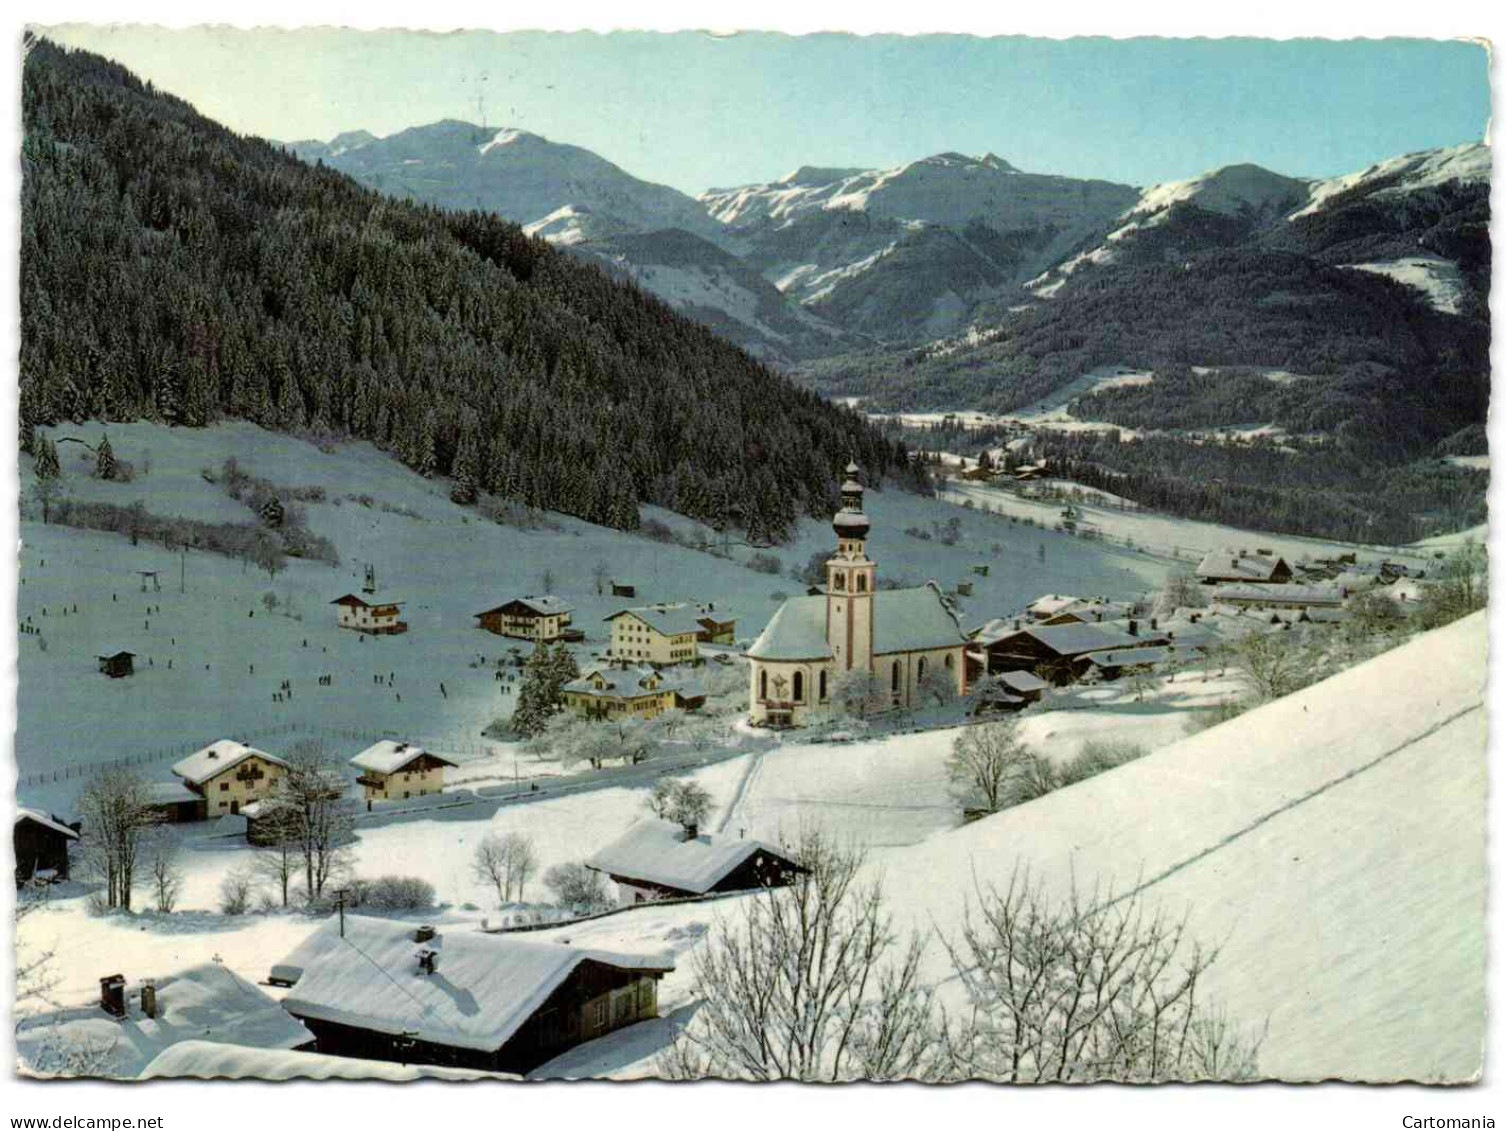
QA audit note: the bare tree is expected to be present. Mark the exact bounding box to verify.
[831,668,887,720]
[266,740,354,899]
[1229,629,1314,702]
[252,804,301,908]
[503,833,538,901]
[474,832,538,902]
[219,867,255,915]
[918,664,959,707]
[76,766,158,911]
[940,870,1264,1082]
[947,719,1055,816]
[15,886,121,1077]
[1155,568,1208,618]
[645,779,714,830]
[545,862,612,913]
[145,830,184,913]
[1124,663,1161,703]
[659,828,941,1082]
[472,834,512,903]
[651,707,689,742]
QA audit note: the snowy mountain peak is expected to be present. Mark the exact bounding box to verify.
[775,165,867,187]
[478,127,538,155]
[1128,162,1310,221]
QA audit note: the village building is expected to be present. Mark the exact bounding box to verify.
[969,669,1052,714]
[145,780,205,823]
[97,650,135,678]
[280,917,674,1075]
[330,594,408,635]
[561,664,703,720]
[746,465,968,728]
[1215,583,1346,611]
[606,604,702,665]
[1035,597,1139,626]
[1079,643,1204,681]
[1194,548,1294,585]
[14,808,79,885]
[970,620,1163,683]
[171,740,290,818]
[350,740,457,802]
[694,603,737,645]
[473,595,579,643]
[586,817,805,906]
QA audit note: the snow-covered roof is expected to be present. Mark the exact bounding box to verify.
[1026,593,1083,617]
[139,1040,515,1082]
[587,817,794,893]
[476,594,574,617]
[281,916,673,1054]
[1194,549,1290,582]
[1217,583,1344,606]
[563,665,669,699]
[350,740,456,774]
[999,670,1050,693]
[330,594,403,608]
[145,780,201,805]
[606,603,705,636]
[15,807,78,840]
[999,622,1143,657]
[154,964,310,1053]
[1081,644,1194,668]
[747,585,966,662]
[172,740,288,786]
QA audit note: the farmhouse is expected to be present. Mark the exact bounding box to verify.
[561,664,702,720]
[1036,597,1138,626]
[970,668,1051,714]
[587,817,805,906]
[694,603,738,645]
[330,594,407,635]
[1195,548,1293,585]
[145,780,205,823]
[171,739,290,817]
[473,595,579,643]
[1080,643,1203,681]
[606,604,702,666]
[14,808,79,885]
[280,917,674,1075]
[971,620,1158,683]
[350,740,457,802]
[746,465,968,728]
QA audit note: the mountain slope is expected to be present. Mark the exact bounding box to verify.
[21,39,916,540]
[888,610,1486,1081]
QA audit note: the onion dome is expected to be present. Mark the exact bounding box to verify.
[833,507,870,540]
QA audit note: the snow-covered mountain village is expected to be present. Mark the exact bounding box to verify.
[9,26,1492,1098]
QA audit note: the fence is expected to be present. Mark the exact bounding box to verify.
[15,721,308,791]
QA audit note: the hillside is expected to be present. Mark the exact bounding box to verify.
[20,39,910,541]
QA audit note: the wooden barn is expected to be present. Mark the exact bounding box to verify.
[280,917,674,1076]
[97,651,135,678]
[586,817,805,906]
[330,594,408,635]
[14,808,79,885]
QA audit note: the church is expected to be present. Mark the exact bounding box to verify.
[746,464,968,727]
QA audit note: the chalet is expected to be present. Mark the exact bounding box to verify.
[171,740,290,818]
[1215,583,1345,611]
[586,817,805,906]
[97,651,135,678]
[606,604,702,666]
[330,594,408,635]
[746,466,968,728]
[694,603,737,646]
[350,740,457,802]
[1014,460,1049,481]
[970,620,1152,683]
[1194,548,1293,586]
[561,664,702,720]
[14,808,79,885]
[1080,643,1203,681]
[280,917,674,1075]
[473,595,578,643]
[1037,598,1138,626]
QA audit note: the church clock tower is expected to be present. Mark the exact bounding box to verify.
[826,462,876,673]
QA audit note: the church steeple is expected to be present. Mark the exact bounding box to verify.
[826,461,875,672]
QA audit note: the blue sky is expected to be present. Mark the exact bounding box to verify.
[40,26,1490,194]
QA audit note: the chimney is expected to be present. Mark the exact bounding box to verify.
[141,980,158,1020]
[99,974,126,1017]
[414,925,436,943]
[1013,618,1021,631]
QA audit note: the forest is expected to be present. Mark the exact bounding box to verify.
[19,38,921,544]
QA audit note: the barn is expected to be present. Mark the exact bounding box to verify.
[586,817,805,906]
[14,808,79,885]
[280,918,674,1075]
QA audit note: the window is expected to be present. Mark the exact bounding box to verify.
[591,999,608,1029]
[759,670,768,700]
[819,669,828,700]
[220,782,230,792]
[918,657,927,681]
[856,574,868,593]
[892,662,900,692]
[833,572,846,591]
[793,672,804,702]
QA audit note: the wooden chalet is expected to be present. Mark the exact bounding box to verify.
[14,808,79,885]
[586,818,805,906]
[280,918,674,1075]
[97,651,135,678]
[1194,548,1293,586]
[331,594,408,635]
[694,602,737,645]
[349,740,457,802]
[969,619,1158,684]
[473,595,579,643]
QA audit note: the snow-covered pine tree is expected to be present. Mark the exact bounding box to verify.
[32,435,60,480]
[94,433,117,480]
[510,644,570,737]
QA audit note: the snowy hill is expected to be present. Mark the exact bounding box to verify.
[883,610,1487,1082]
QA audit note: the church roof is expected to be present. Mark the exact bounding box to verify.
[746,584,966,662]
